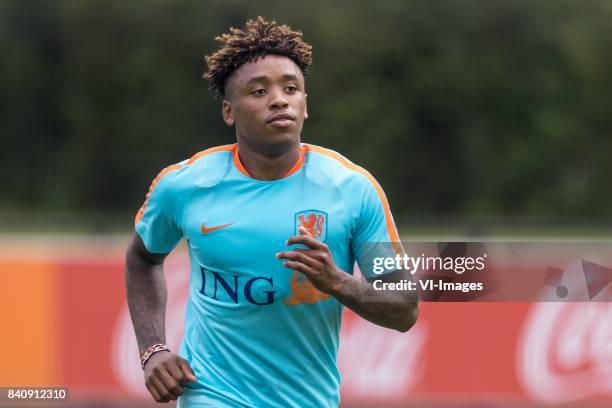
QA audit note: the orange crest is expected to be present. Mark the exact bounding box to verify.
[295,210,327,241]
[284,271,331,305]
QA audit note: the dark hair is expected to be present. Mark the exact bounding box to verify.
[203,16,313,97]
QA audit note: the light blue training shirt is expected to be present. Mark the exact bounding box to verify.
[135,143,400,408]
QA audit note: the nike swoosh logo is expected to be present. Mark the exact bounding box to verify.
[201,222,233,234]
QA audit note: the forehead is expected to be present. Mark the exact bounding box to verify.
[227,55,304,92]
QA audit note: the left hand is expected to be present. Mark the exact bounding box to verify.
[276,226,346,294]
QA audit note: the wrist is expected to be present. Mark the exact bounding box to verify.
[140,343,171,370]
[329,269,353,297]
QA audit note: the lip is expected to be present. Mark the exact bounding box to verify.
[268,119,294,128]
[267,113,296,124]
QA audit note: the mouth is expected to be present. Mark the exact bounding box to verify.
[267,113,296,127]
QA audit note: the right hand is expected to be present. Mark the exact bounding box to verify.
[144,351,197,403]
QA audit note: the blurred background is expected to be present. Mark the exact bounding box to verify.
[1,0,612,407]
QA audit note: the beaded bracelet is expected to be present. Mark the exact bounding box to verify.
[140,343,170,370]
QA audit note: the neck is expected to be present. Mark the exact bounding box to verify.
[236,140,302,181]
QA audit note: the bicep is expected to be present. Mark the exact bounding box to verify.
[133,166,185,254]
[351,177,400,279]
[127,232,168,266]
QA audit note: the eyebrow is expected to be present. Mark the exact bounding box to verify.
[246,74,300,84]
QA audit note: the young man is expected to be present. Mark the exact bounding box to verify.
[125,17,418,408]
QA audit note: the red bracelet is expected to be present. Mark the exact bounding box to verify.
[140,343,170,370]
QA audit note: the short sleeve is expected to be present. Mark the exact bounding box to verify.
[134,166,184,254]
[351,176,401,279]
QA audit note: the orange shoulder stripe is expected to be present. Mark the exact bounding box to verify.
[134,144,235,225]
[303,144,401,242]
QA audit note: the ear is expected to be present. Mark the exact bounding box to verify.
[222,99,234,126]
[304,93,309,120]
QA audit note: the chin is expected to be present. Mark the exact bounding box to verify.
[272,132,299,144]
[239,126,301,152]
[249,132,300,155]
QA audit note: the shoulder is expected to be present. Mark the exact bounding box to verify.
[303,144,381,192]
[303,143,393,218]
[149,144,236,191]
[134,144,235,224]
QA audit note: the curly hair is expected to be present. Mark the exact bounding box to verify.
[203,16,313,97]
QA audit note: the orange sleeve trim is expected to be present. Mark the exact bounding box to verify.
[134,144,235,225]
[303,144,401,242]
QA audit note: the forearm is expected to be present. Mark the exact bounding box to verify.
[331,272,418,332]
[125,252,168,354]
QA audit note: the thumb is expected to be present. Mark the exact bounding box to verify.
[180,361,197,383]
[298,226,312,237]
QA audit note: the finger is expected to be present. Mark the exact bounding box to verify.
[158,368,182,400]
[276,248,317,257]
[165,363,187,393]
[293,248,317,255]
[166,362,183,382]
[146,381,163,402]
[294,248,331,263]
[148,377,170,403]
[280,246,335,277]
[276,251,321,268]
[180,360,197,383]
[286,234,327,250]
[283,260,317,277]
[298,226,312,237]
[150,373,176,401]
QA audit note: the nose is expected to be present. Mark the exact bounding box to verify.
[269,88,289,110]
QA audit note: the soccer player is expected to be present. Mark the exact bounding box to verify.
[125,16,418,408]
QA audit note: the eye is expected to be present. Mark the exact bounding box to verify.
[285,85,298,94]
[251,89,267,97]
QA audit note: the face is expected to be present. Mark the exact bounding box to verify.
[222,55,308,152]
